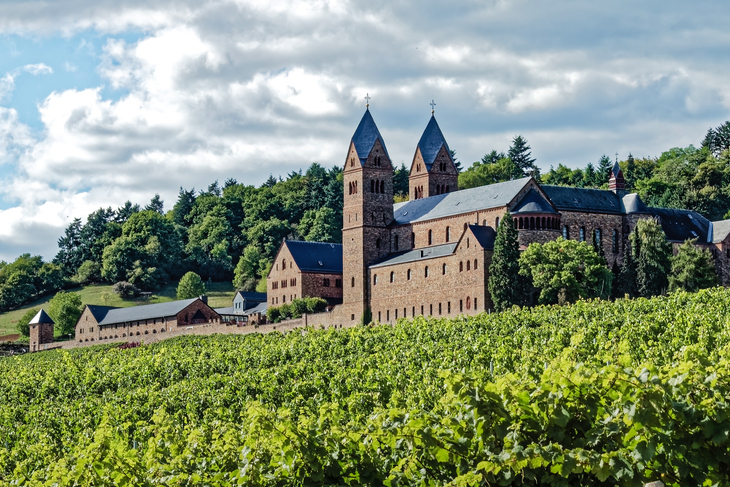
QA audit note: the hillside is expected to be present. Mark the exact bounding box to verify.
[0,281,236,338]
[2,289,730,485]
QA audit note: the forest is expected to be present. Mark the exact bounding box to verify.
[0,121,728,313]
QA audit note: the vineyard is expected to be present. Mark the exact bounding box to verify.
[2,289,730,485]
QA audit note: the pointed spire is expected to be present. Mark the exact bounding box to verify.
[417,114,452,170]
[29,309,54,324]
[609,158,626,194]
[350,109,390,165]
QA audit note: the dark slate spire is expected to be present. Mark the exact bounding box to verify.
[609,159,626,194]
[29,309,54,324]
[351,109,390,165]
[417,115,452,170]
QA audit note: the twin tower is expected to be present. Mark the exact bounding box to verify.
[340,108,459,320]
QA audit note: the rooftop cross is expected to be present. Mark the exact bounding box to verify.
[615,152,619,163]
[430,99,436,114]
[365,93,370,108]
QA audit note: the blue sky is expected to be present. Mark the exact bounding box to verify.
[0,0,729,262]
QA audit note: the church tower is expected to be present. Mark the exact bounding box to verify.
[609,159,627,197]
[342,108,394,322]
[408,114,458,200]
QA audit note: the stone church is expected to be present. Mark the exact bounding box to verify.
[268,108,730,326]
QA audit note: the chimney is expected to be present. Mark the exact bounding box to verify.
[199,295,208,305]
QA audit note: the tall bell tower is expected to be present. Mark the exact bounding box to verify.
[342,106,394,322]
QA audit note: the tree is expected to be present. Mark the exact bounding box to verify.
[616,234,638,298]
[172,187,196,226]
[480,150,506,165]
[233,245,266,291]
[596,155,613,186]
[633,218,672,298]
[489,213,528,311]
[71,260,101,285]
[256,262,271,293]
[450,150,463,172]
[17,308,38,337]
[519,238,613,305]
[145,194,165,214]
[54,218,84,275]
[393,163,409,198]
[177,272,206,299]
[507,135,538,177]
[624,153,637,189]
[669,239,718,292]
[459,157,521,190]
[115,201,140,224]
[703,121,730,157]
[298,207,340,243]
[48,291,83,336]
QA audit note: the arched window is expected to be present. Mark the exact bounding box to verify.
[373,274,378,285]
[428,229,433,245]
[376,238,381,249]
[425,266,429,277]
[351,277,355,287]
[474,259,478,269]
[530,217,535,230]
[282,259,286,269]
[519,217,523,229]
[542,217,546,229]
[407,269,412,280]
[579,227,585,242]
[467,260,471,271]
[467,238,470,248]
[496,217,500,228]
[612,229,619,253]
[442,263,447,274]
[460,261,463,272]
[371,179,375,193]
[446,226,450,242]
[466,296,471,310]
[411,232,415,248]
[380,180,385,193]
[594,228,601,244]
[390,272,394,283]
[394,235,399,251]
[446,185,449,193]
[562,226,569,239]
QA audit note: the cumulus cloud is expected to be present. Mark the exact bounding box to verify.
[0,0,729,261]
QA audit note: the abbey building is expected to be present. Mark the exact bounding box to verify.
[267,108,730,325]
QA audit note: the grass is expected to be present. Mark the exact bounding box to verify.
[0,280,236,338]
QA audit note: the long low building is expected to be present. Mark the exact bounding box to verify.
[75,296,220,345]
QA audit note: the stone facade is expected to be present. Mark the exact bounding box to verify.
[29,322,53,352]
[74,298,220,346]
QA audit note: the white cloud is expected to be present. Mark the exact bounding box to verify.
[22,63,53,75]
[0,0,729,261]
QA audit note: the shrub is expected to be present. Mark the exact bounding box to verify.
[112,281,140,299]
[48,291,83,335]
[177,272,206,300]
[16,308,38,337]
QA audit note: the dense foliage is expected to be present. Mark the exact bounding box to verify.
[488,212,526,311]
[266,297,328,322]
[3,289,730,485]
[47,291,83,336]
[176,272,206,300]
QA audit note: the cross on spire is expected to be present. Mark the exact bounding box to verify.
[365,93,370,108]
[430,99,436,114]
[615,152,619,163]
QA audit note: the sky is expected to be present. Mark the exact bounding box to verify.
[0,0,729,262]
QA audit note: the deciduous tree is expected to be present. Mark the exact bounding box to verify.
[669,239,718,292]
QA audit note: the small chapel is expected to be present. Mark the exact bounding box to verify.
[267,106,730,325]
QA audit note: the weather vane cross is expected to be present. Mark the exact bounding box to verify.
[615,152,619,163]
[365,93,370,108]
[430,99,436,114]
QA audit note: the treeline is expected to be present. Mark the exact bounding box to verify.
[462,121,730,221]
[0,163,412,312]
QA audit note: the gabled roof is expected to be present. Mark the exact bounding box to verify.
[285,240,343,274]
[88,298,208,326]
[511,188,558,214]
[621,193,650,214]
[29,309,54,324]
[370,243,458,269]
[392,177,531,225]
[351,109,390,165]
[611,160,623,179]
[542,185,622,214]
[469,225,497,250]
[417,115,452,170]
[712,219,730,243]
[649,207,711,242]
[234,291,267,302]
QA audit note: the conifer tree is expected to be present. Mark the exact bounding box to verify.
[617,232,638,298]
[624,153,636,189]
[489,212,526,311]
[596,155,613,186]
[507,135,538,177]
[669,239,718,292]
[633,219,671,297]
